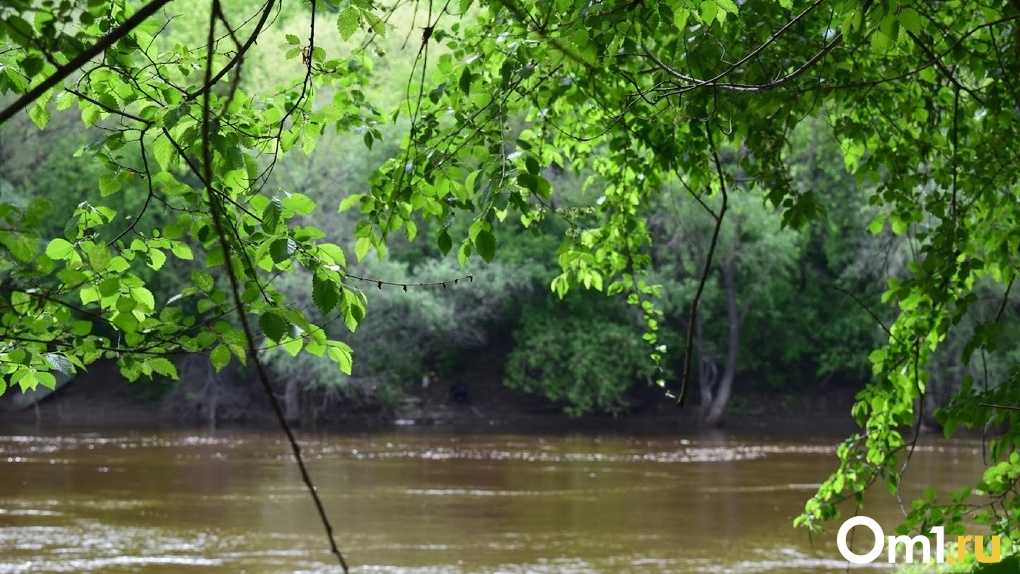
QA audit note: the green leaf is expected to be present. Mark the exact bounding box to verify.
[699,0,718,23]
[29,102,50,129]
[342,291,365,332]
[4,233,37,262]
[263,197,283,233]
[282,336,303,357]
[269,237,297,263]
[328,342,354,375]
[337,7,359,40]
[170,241,193,260]
[282,193,317,216]
[45,238,75,260]
[259,311,288,343]
[45,353,74,376]
[112,310,139,333]
[312,274,340,314]
[458,241,471,267]
[192,270,215,292]
[130,286,155,311]
[517,172,538,193]
[99,173,122,196]
[84,241,111,270]
[317,243,347,267]
[71,320,93,336]
[153,135,176,170]
[338,193,364,213]
[20,55,44,77]
[146,248,167,270]
[870,29,891,51]
[475,229,496,262]
[714,0,738,14]
[117,295,138,314]
[437,228,453,255]
[210,344,231,372]
[898,7,921,35]
[35,371,57,390]
[147,357,178,379]
[354,236,372,261]
[525,155,540,176]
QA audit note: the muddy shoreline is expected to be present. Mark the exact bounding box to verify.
[0,371,867,437]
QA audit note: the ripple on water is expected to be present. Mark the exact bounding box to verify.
[312,444,828,464]
[0,555,222,573]
[0,509,62,517]
[0,434,248,457]
[0,433,984,467]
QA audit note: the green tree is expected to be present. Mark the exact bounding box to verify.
[651,184,802,425]
[504,289,661,415]
[5,0,1020,564]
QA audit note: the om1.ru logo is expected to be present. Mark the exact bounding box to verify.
[838,516,1002,564]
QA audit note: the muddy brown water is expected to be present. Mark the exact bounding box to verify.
[0,428,990,573]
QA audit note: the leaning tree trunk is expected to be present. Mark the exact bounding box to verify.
[702,260,740,427]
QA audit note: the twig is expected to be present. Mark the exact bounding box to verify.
[346,273,474,291]
[186,0,277,101]
[980,403,1020,411]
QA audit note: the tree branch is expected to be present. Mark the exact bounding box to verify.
[199,2,348,571]
[678,126,728,407]
[0,0,172,126]
[185,0,277,101]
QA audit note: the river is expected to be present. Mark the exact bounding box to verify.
[0,428,988,573]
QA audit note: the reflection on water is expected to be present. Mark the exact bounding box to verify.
[0,429,987,573]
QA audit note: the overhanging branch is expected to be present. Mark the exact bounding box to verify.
[0,0,173,126]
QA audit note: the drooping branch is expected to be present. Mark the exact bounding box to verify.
[198,2,348,571]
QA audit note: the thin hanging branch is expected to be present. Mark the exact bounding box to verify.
[199,2,348,571]
[677,126,728,407]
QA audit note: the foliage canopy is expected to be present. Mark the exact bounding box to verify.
[3,0,1020,559]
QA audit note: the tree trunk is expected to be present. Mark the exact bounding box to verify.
[696,313,718,420]
[702,259,740,427]
[205,366,219,431]
[284,378,301,426]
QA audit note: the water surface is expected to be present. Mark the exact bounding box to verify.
[0,429,988,573]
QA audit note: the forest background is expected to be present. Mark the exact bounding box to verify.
[4,0,921,427]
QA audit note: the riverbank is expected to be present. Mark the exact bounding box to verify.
[0,358,867,434]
